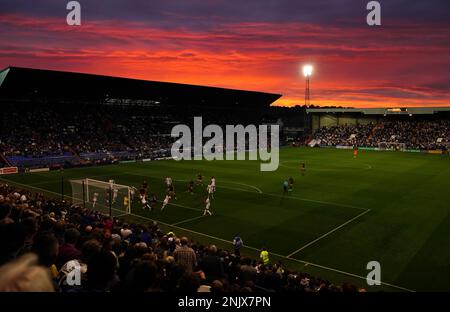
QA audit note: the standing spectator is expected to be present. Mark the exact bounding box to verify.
[57,228,82,269]
[173,237,197,273]
[239,257,257,284]
[199,245,224,283]
[32,234,59,279]
[81,250,117,292]
[260,247,270,266]
[233,235,243,257]
[120,223,132,239]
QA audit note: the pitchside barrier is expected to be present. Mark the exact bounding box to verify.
[320,145,449,155]
[0,166,18,175]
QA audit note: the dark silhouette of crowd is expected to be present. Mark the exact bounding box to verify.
[0,183,364,293]
[313,124,373,147]
[0,103,268,168]
[0,104,175,161]
[313,119,450,150]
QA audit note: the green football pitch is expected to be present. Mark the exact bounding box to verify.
[1,147,450,292]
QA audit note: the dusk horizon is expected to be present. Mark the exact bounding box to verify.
[1,0,449,108]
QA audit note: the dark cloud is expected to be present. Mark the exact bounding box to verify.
[1,0,449,28]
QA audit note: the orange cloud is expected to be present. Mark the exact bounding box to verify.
[1,14,449,108]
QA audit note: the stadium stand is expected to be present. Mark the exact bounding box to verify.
[0,67,281,169]
[0,103,175,167]
[308,108,450,151]
[313,120,450,150]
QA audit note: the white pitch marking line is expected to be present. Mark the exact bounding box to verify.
[29,170,368,212]
[161,201,203,212]
[123,171,261,194]
[221,181,263,193]
[27,163,368,211]
[279,160,373,171]
[123,171,368,211]
[0,177,414,292]
[264,192,368,211]
[287,209,371,258]
[172,215,206,226]
[126,210,413,292]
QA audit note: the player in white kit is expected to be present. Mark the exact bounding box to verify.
[129,186,137,203]
[207,184,215,199]
[140,193,151,210]
[203,197,212,216]
[112,188,118,204]
[165,176,173,188]
[161,194,171,211]
[210,177,216,192]
[92,192,99,208]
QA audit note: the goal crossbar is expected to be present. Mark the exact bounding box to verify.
[69,178,132,215]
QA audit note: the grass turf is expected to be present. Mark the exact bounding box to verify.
[1,147,450,292]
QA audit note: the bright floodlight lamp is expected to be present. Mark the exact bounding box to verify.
[303,64,313,105]
[303,65,313,77]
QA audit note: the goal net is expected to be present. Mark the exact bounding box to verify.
[378,142,406,151]
[69,178,131,216]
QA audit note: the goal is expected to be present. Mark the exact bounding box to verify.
[69,178,132,216]
[378,142,406,151]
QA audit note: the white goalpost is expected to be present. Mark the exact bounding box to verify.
[69,178,132,216]
[378,142,406,151]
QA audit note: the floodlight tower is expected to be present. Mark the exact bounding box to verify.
[303,65,313,106]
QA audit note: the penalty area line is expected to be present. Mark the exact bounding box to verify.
[286,209,371,258]
[171,215,207,226]
[123,170,367,211]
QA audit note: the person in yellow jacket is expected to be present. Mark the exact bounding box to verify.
[260,247,270,265]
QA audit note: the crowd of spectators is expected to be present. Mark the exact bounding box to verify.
[313,120,450,150]
[313,124,373,147]
[0,104,175,161]
[0,183,364,293]
[0,103,279,168]
[368,120,450,150]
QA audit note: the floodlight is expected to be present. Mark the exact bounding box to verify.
[303,65,313,77]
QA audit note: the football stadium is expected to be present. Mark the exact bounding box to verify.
[1,1,450,302]
[1,67,450,294]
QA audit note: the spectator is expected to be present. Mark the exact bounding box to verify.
[0,253,55,292]
[173,237,197,273]
[31,234,59,279]
[199,245,224,283]
[120,223,132,239]
[260,247,270,266]
[239,257,257,284]
[56,228,82,269]
[233,235,243,257]
[176,273,201,293]
[82,250,117,292]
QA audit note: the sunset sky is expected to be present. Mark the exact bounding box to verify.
[1,0,449,107]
